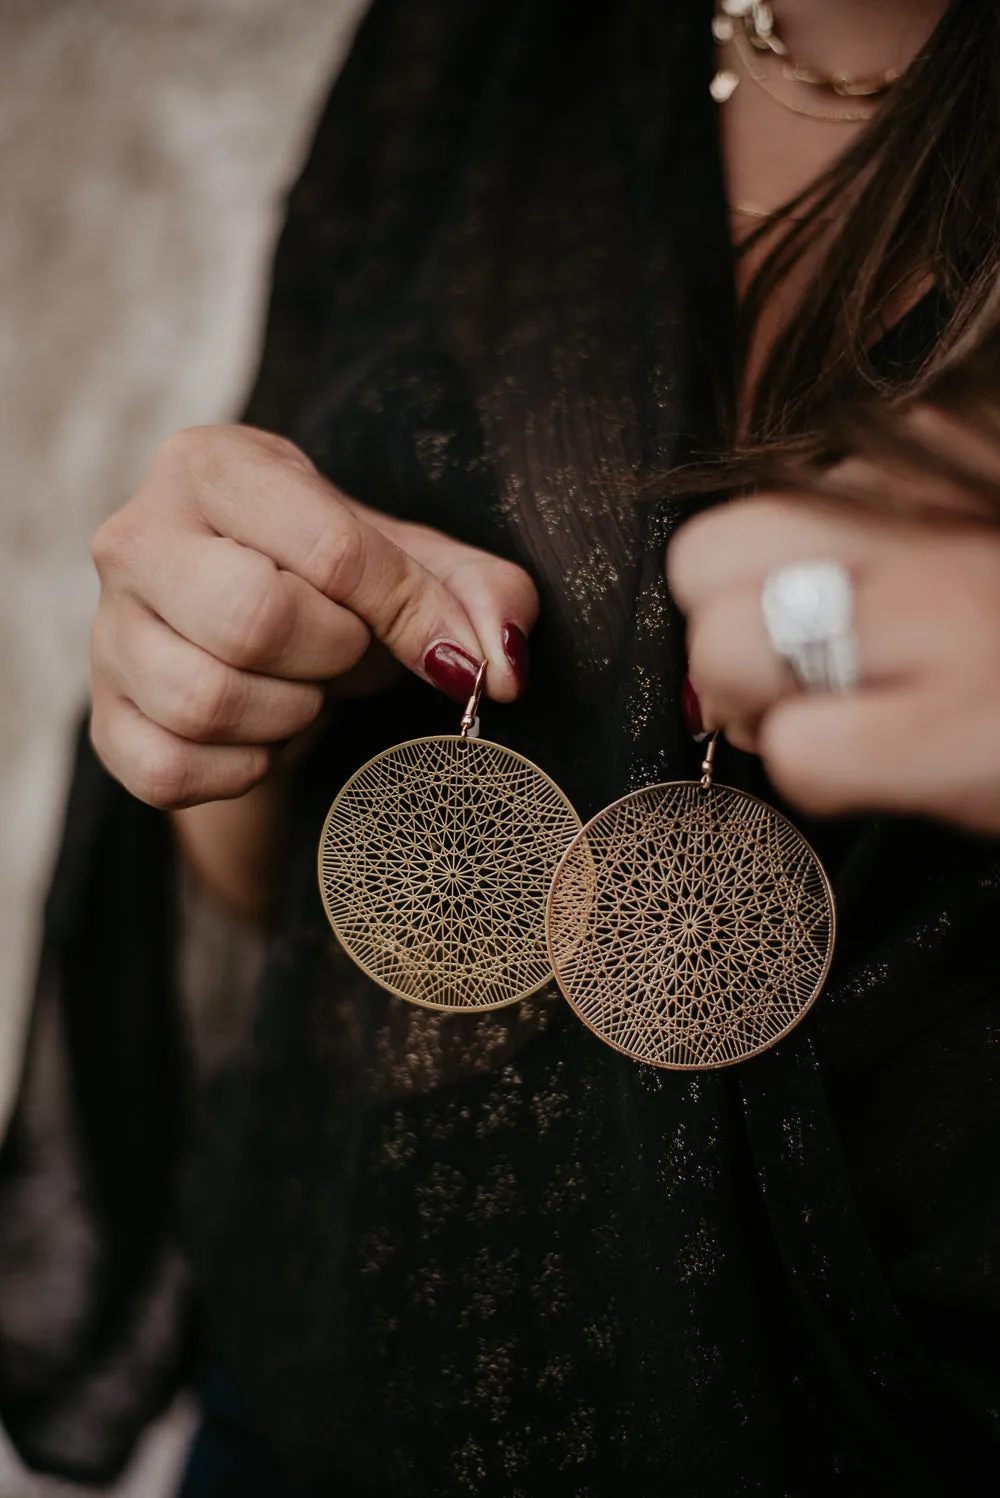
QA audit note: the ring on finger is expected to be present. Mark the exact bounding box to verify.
[760,559,860,694]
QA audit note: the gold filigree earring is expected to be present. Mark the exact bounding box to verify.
[318,663,582,1011]
[545,734,835,1069]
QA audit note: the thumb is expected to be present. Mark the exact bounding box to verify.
[185,430,537,705]
[348,503,539,703]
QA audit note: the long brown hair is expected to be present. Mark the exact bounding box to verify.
[738,0,1000,506]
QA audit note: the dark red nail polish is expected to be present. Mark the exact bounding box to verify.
[682,674,708,740]
[424,641,480,702]
[500,621,529,692]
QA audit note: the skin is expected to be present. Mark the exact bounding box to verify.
[669,491,1000,833]
[91,427,537,915]
[721,0,947,386]
[90,0,964,918]
[722,0,946,219]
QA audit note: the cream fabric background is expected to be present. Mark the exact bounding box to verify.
[0,1,368,1491]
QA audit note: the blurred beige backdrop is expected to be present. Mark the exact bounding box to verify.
[0,1,368,1491]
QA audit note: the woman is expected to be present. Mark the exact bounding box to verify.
[6,0,1000,1493]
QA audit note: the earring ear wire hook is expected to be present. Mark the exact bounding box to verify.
[700,730,721,790]
[460,659,488,739]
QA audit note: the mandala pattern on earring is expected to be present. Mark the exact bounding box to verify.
[320,735,581,1010]
[547,781,835,1069]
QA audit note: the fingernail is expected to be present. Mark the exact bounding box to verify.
[424,641,480,702]
[682,674,709,741]
[500,621,529,693]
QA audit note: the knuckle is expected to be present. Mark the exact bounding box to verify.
[305,514,367,601]
[90,518,115,573]
[208,749,272,804]
[173,661,243,740]
[153,425,209,477]
[135,738,193,810]
[242,426,312,470]
[217,567,296,667]
[152,424,250,496]
[91,507,140,577]
[88,697,208,810]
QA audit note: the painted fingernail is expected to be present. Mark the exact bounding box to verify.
[682,674,709,741]
[500,621,529,693]
[424,641,480,702]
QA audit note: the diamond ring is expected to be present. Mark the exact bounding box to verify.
[760,560,859,693]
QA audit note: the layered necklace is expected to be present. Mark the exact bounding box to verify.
[710,0,902,124]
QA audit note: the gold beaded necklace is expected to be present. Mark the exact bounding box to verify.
[710,0,901,124]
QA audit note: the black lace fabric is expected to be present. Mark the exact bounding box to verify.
[3,0,1000,1492]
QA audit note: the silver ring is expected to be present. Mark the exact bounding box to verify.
[760,560,859,693]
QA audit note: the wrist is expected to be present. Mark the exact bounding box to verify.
[171,765,291,925]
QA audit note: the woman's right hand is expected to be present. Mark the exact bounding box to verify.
[90,424,538,809]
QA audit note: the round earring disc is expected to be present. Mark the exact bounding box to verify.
[546,781,835,1069]
[319,735,582,1010]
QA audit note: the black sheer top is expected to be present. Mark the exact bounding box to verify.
[3,1,999,1493]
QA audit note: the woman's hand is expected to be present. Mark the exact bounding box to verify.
[668,495,1000,832]
[91,424,538,810]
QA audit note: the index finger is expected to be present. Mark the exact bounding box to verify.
[667,496,914,613]
[180,429,496,693]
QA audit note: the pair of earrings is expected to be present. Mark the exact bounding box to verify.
[318,664,834,1070]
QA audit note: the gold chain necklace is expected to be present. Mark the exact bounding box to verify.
[710,0,901,124]
[730,201,802,222]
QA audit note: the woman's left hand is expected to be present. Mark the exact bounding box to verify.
[667,495,1000,832]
